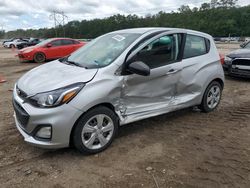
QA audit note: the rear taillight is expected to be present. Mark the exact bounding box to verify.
[219,53,225,65]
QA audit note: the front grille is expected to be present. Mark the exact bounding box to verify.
[18,54,24,58]
[232,59,250,66]
[231,69,250,74]
[13,99,30,128]
[231,59,250,74]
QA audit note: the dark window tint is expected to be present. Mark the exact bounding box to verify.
[31,39,39,43]
[51,40,62,46]
[73,40,80,44]
[205,39,211,53]
[133,34,181,69]
[62,39,74,45]
[183,35,207,59]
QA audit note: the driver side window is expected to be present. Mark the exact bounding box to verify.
[132,34,181,69]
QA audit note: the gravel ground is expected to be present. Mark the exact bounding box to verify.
[0,44,250,188]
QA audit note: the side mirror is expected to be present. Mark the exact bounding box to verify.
[127,61,150,76]
[46,43,52,48]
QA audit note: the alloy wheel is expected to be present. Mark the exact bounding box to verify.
[35,53,45,62]
[207,85,221,109]
[81,114,114,150]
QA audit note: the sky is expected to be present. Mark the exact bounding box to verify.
[0,0,249,31]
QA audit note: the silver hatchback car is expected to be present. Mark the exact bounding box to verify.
[13,28,224,154]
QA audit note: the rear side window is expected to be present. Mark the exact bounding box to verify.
[73,40,80,44]
[62,39,74,45]
[183,35,207,59]
[51,40,62,46]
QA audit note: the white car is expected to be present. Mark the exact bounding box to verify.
[4,39,29,48]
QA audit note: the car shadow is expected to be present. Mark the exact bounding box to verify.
[39,107,196,157]
[225,75,250,82]
[117,107,196,138]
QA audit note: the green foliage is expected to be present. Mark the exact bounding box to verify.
[178,5,192,13]
[2,4,250,39]
[200,3,211,11]
[217,0,238,8]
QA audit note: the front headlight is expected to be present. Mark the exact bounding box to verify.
[26,83,85,108]
[224,56,232,62]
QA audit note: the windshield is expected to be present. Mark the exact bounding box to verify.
[36,38,53,46]
[67,33,141,69]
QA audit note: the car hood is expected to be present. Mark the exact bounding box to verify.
[17,60,98,95]
[228,49,250,58]
[19,46,36,52]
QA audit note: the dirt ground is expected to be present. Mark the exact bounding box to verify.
[0,43,250,188]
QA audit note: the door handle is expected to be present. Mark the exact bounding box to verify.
[166,69,179,75]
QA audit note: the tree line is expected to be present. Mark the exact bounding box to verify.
[1,0,250,39]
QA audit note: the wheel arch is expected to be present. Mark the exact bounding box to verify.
[69,102,119,147]
[199,77,224,112]
[33,51,46,62]
[197,77,224,107]
[212,78,224,89]
[203,77,224,95]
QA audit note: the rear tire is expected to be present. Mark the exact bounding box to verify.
[34,52,46,63]
[200,81,222,113]
[73,106,118,154]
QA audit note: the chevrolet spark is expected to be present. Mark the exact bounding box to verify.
[13,28,224,154]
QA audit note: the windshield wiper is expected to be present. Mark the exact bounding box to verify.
[66,60,83,67]
[60,56,86,68]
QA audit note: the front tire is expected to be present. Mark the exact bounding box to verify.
[200,81,222,112]
[34,52,46,63]
[73,106,118,154]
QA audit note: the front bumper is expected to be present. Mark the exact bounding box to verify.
[18,53,33,61]
[14,114,66,149]
[223,60,250,78]
[13,86,83,149]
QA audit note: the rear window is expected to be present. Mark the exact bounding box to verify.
[183,35,208,59]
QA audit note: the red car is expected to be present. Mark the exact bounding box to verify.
[18,38,86,63]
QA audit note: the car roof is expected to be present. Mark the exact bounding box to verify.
[112,27,211,38]
[50,38,75,40]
